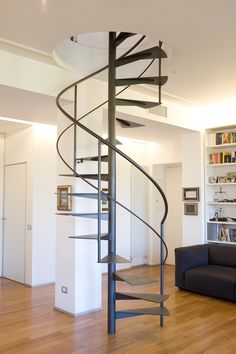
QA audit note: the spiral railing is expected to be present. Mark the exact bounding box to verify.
[56,32,169,334]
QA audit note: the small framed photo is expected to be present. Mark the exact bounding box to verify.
[57,185,72,211]
[184,202,198,215]
[183,187,200,201]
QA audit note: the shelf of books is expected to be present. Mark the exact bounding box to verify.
[205,125,236,245]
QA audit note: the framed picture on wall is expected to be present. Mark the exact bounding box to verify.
[184,202,198,215]
[183,187,200,201]
[57,185,72,211]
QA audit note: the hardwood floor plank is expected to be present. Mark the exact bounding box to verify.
[0,265,236,353]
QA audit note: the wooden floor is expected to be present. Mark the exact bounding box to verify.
[0,265,236,354]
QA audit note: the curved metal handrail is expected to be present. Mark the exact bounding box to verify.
[56,34,168,263]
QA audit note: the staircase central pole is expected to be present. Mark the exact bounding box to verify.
[108,31,117,334]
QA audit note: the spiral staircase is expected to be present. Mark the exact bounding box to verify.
[56,32,169,334]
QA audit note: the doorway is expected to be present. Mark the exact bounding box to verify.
[150,163,182,265]
[165,165,182,264]
[3,163,27,283]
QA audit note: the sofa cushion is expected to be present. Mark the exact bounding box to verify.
[208,244,236,268]
[185,265,236,301]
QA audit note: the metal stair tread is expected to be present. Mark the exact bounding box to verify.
[116,46,167,67]
[116,118,144,128]
[114,272,157,285]
[116,292,169,303]
[79,173,109,181]
[56,212,109,220]
[76,155,108,163]
[114,32,136,47]
[69,233,109,240]
[116,306,169,318]
[99,254,130,264]
[116,76,168,87]
[68,193,108,201]
[116,98,161,109]
[59,173,109,181]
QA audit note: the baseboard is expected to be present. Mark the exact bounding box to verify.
[54,306,103,317]
[25,281,55,288]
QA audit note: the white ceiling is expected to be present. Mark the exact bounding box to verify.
[0,0,236,104]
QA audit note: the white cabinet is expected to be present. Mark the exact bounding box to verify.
[205,126,236,245]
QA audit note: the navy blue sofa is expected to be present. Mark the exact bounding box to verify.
[175,244,236,301]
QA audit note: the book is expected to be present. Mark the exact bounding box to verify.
[216,132,222,145]
[222,132,231,144]
[223,152,232,163]
[208,133,216,146]
[229,229,236,242]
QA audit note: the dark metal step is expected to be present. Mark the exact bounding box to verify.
[116,76,168,87]
[116,118,144,128]
[59,173,108,181]
[116,46,167,67]
[56,212,109,220]
[116,292,169,303]
[80,174,109,181]
[77,155,108,163]
[114,272,157,286]
[116,98,160,109]
[69,233,109,240]
[116,306,169,319]
[114,32,136,47]
[99,254,130,264]
[67,193,108,201]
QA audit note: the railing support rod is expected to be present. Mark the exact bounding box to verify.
[97,140,102,262]
[160,222,164,327]
[108,31,117,335]
[73,85,78,171]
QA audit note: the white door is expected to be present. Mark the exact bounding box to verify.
[3,163,27,283]
[165,166,182,265]
[131,166,148,266]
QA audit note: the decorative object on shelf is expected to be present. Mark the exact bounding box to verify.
[208,176,218,184]
[209,209,227,222]
[213,187,227,202]
[57,185,72,211]
[183,187,200,201]
[208,172,236,184]
[184,202,198,215]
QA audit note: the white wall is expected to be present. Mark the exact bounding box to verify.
[0,134,4,276]
[32,125,57,285]
[55,104,103,315]
[182,132,205,245]
[4,124,57,286]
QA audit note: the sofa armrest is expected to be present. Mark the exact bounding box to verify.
[175,244,209,289]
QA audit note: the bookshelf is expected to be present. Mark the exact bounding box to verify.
[205,125,236,245]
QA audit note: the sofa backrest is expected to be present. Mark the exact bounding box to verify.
[208,244,236,268]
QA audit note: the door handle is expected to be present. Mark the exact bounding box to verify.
[1,217,6,221]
